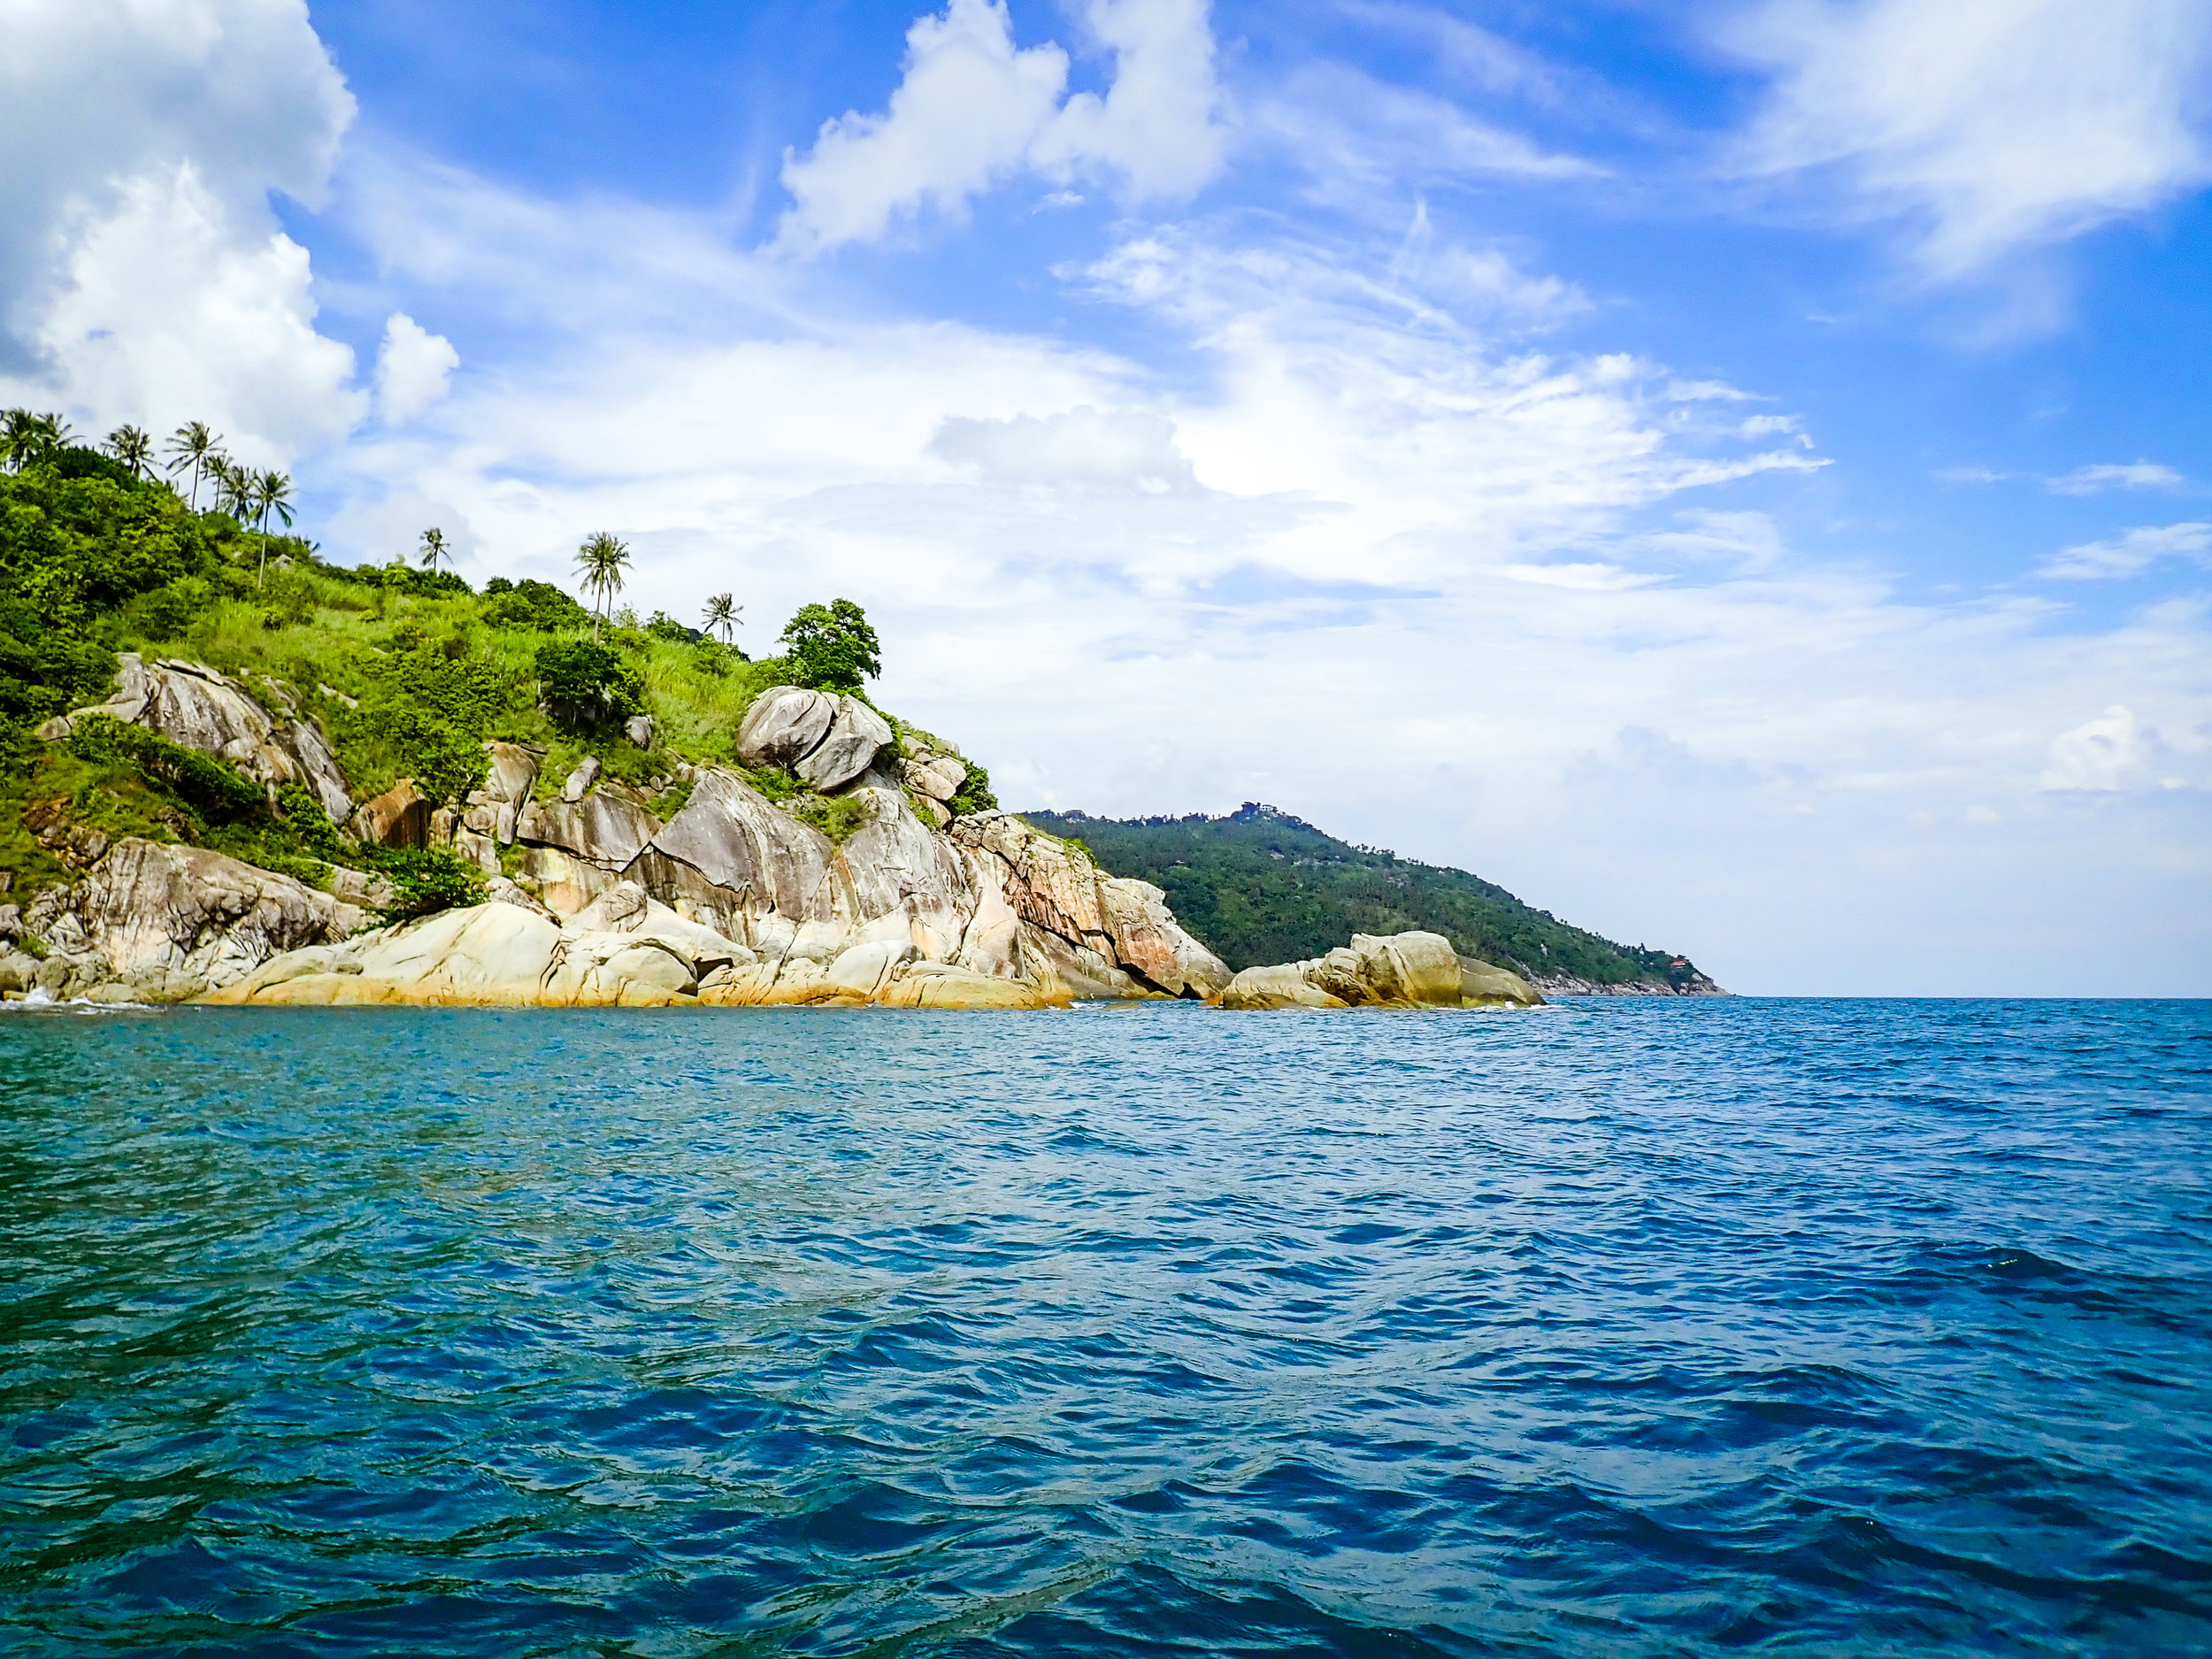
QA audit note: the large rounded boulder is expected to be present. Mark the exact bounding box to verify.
[735,686,836,767]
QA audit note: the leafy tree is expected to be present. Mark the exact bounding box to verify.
[373,848,488,923]
[164,422,222,509]
[104,425,154,480]
[419,526,449,575]
[534,639,642,733]
[644,611,695,642]
[780,598,880,693]
[573,531,630,640]
[482,577,589,631]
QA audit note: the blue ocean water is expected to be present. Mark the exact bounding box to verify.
[1,998,2207,1657]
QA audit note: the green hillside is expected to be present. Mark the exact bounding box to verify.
[1021,804,1708,989]
[0,428,994,910]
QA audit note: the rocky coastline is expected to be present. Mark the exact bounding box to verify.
[1,657,1693,1012]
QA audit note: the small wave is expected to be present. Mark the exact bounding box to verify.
[0,987,157,1014]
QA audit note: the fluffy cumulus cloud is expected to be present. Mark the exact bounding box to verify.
[777,0,1225,251]
[373,312,460,426]
[0,0,362,457]
[2039,704,2154,792]
[1728,0,2212,278]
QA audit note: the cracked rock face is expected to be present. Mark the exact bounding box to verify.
[23,837,365,1002]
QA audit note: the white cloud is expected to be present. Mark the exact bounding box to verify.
[1728,0,2212,279]
[2039,704,2152,791]
[2047,460,2190,495]
[373,312,459,426]
[777,0,1225,253]
[932,406,1197,491]
[311,142,2210,994]
[0,0,361,458]
[1249,63,1598,208]
[2038,521,2212,579]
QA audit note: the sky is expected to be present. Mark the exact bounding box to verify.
[3,0,2208,995]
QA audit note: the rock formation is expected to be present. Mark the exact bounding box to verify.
[40,654,353,822]
[1215,931,1544,1010]
[16,658,1231,1009]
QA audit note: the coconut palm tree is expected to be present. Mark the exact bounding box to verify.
[1,410,40,473]
[165,422,224,509]
[1,410,69,472]
[419,526,449,575]
[574,532,631,640]
[104,424,154,479]
[251,470,294,588]
[702,592,741,646]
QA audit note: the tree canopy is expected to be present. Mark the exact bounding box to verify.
[780,598,880,693]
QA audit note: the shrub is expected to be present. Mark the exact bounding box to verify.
[948,760,997,818]
[794,790,872,845]
[373,848,488,922]
[534,640,643,733]
[483,578,591,632]
[645,611,697,643]
[780,599,880,693]
[64,712,263,823]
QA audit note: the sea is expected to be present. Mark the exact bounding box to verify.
[1,998,2207,1657]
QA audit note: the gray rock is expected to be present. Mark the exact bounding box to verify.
[560,756,601,803]
[48,655,353,824]
[517,790,662,872]
[462,741,543,844]
[735,687,835,769]
[794,696,893,792]
[34,837,365,994]
[624,714,655,749]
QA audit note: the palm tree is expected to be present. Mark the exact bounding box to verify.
[211,457,250,520]
[1,410,39,473]
[419,526,449,575]
[104,424,154,479]
[574,532,631,640]
[1,410,68,472]
[251,470,294,588]
[702,593,741,646]
[165,422,221,509]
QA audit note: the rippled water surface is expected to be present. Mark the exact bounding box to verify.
[3,999,2208,1656]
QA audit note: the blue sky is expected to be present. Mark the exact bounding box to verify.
[4,0,2209,993]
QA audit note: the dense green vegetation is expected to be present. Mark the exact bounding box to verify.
[1020,803,1701,987]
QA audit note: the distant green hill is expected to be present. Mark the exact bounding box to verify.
[1022,803,1715,992]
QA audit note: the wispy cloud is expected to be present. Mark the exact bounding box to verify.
[2047,460,2190,495]
[1724,0,2212,280]
[2037,521,2212,579]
